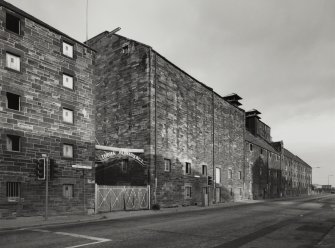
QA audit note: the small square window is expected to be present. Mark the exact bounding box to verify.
[249,143,253,152]
[63,42,73,58]
[185,162,191,174]
[164,159,171,172]
[6,12,20,34]
[185,186,192,199]
[238,171,242,180]
[6,135,20,151]
[202,165,207,176]
[228,169,232,179]
[63,74,74,89]
[63,144,73,158]
[6,92,20,111]
[6,52,20,71]
[6,182,21,200]
[63,184,74,199]
[122,44,129,54]
[63,108,74,123]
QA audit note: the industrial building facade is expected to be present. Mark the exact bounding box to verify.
[88,31,311,207]
[0,1,96,218]
[0,2,312,217]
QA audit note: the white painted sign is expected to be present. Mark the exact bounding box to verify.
[100,151,145,166]
[72,164,92,169]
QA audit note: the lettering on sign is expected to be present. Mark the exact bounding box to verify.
[100,151,144,166]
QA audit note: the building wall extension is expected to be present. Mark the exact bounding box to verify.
[0,3,95,217]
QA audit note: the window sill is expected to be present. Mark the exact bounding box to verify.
[5,28,23,37]
[62,121,75,126]
[62,156,74,160]
[5,67,22,74]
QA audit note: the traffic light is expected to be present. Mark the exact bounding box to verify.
[36,158,46,180]
[208,176,213,186]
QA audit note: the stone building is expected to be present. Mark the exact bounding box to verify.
[0,1,95,217]
[244,109,312,199]
[88,32,247,207]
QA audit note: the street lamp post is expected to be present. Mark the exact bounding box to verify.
[328,175,333,187]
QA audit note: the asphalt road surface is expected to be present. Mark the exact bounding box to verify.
[1,195,335,248]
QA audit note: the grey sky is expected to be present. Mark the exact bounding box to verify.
[8,0,335,185]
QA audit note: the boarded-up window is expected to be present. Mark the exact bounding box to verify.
[63,144,73,158]
[63,74,74,89]
[6,52,20,71]
[62,42,73,58]
[164,159,171,172]
[185,186,192,199]
[215,167,221,183]
[63,184,73,199]
[63,108,74,123]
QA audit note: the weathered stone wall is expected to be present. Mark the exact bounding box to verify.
[151,52,214,206]
[0,5,95,217]
[213,93,246,201]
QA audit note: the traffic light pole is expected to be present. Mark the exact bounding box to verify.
[45,157,49,221]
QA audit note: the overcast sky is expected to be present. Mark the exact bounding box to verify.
[8,0,335,185]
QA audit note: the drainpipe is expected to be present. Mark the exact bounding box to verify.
[212,90,215,204]
[148,47,152,189]
[154,52,158,204]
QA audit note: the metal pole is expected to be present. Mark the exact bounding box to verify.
[45,157,49,221]
[83,169,86,214]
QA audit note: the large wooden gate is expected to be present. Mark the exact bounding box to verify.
[95,185,150,213]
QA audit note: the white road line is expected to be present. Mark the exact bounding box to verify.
[29,229,111,247]
[54,231,110,242]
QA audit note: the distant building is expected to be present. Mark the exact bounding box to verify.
[245,110,312,199]
[0,1,95,217]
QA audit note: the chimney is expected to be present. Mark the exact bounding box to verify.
[222,93,242,107]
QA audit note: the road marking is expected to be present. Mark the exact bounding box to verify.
[30,229,111,247]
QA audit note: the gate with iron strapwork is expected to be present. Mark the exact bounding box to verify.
[95,185,150,213]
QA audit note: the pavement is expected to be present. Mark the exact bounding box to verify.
[0,199,261,231]
[0,194,326,232]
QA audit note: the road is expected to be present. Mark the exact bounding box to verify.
[1,195,335,248]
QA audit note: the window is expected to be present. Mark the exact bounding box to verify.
[6,92,20,111]
[122,44,129,54]
[269,153,272,158]
[164,159,171,172]
[228,169,232,179]
[6,52,20,71]
[230,188,233,196]
[63,184,73,199]
[63,108,74,123]
[121,159,128,173]
[185,186,192,199]
[238,171,242,180]
[63,144,73,158]
[249,143,253,151]
[260,148,263,155]
[6,12,20,34]
[215,167,221,183]
[202,165,207,176]
[185,162,191,174]
[62,41,73,58]
[63,74,74,89]
[6,135,20,151]
[6,182,21,199]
